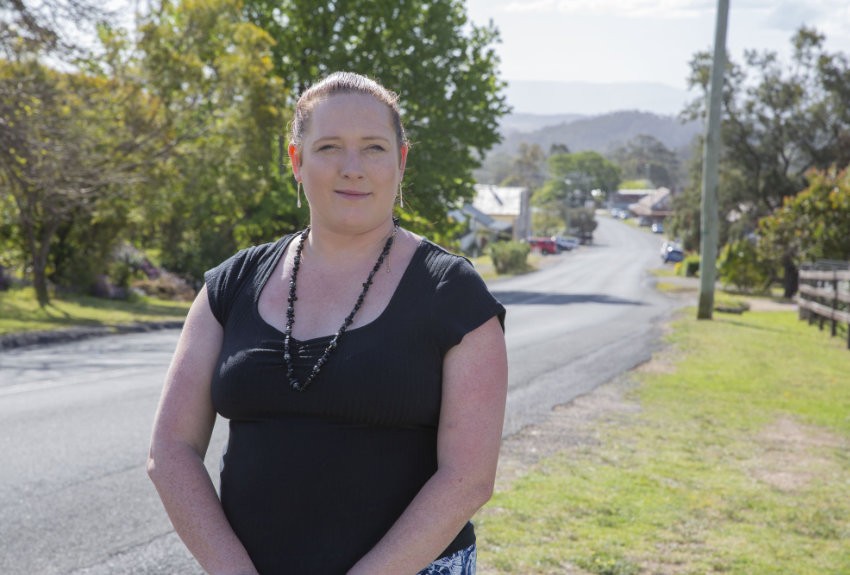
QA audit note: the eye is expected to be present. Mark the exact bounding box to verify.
[317,144,339,152]
[366,144,387,152]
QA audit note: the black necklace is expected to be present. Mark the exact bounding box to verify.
[283,222,398,391]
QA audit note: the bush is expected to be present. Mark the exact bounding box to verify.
[133,271,196,301]
[676,254,700,277]
[717,238,772,293]
[488,241,530,275]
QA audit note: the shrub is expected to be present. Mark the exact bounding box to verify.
[717,238,772,293]
[676,254,700,277]
[488,241,530,275]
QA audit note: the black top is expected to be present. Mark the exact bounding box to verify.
[204,234,505,575]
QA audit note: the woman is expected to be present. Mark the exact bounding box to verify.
[147,72,507,575]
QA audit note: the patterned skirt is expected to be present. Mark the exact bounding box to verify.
[417,544,476,575]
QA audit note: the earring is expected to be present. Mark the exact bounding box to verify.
[297,181,303,208]
[398,183,404,209]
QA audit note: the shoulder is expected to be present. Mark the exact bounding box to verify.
[203,234,295,325]
[416,238,477,281]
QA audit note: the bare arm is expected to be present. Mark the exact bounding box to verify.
[147,286,258,575]
[347,315,508,575]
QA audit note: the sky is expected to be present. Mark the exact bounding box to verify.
[464,0,850,92]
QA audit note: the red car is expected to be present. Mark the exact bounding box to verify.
[527,237,558,255]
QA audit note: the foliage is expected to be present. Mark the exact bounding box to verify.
[609,134,680,190]
[675,253,700,278]
[137,0,291,280]
[678,27,850,294]
[488,241,530,275]
[499,143,547,191]
[245,0,510,239]
[717,238,773,293]
[0,0,107,57]
[541,151,621,203]
[530,205,564,237]
[0,55,169,305]
[758,167,850,267]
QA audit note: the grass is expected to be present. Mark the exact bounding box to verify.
[469,253,549,281]
[0,287,191,335]
[476,309,850,574]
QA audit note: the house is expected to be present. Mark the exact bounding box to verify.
[628,187,673,225]
[451,185,531,256]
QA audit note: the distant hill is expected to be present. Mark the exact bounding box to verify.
[494,110,701,156]
[504,80,692,116]
[474,110,702,185]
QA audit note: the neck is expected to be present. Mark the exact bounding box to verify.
[305,218,398,265]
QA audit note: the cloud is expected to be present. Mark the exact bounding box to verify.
[760,0,850,33]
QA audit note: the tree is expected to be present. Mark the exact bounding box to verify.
[1,0,107,57]
[678,27,850,295]
[136,0,289,280]
[499,143,547,190]
[0,57,168,305]
[243,0,510,240]
[530,151,617,238]
[758,167,850,296]
[535,151,621,207]
[610,134,680,190]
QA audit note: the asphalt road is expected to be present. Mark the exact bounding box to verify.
[0,216,683,574]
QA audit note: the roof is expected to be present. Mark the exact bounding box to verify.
[629,187,673,216]
[472,184,526,217]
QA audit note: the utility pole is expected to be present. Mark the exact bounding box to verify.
[697,0,730,320]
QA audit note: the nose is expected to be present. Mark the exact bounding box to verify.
[340,149,365,179]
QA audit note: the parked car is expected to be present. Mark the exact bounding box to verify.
[527,237,558,255]
[553,235,580,251]
[661,241,685,263]
[651,222,664,234]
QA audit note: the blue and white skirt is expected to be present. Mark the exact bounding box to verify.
[417,544,476,575]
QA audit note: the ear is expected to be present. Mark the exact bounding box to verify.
[288,143,301,180]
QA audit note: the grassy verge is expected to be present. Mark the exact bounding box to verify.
[477,309,850,574]
[0,287,191,335]
[470,253,551,281]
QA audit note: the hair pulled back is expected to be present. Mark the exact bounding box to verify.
[289,72,408,154]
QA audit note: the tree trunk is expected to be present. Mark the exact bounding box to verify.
[782,255,799,299]
[33,261,50,307]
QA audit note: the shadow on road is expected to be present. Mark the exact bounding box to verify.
[491,291,645,306]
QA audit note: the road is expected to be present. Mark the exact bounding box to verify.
[0,216,682,574]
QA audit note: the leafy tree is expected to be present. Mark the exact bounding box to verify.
[0,57,168,305]
[499,143,547,190]
[758,167,850,296]
[678,27,850,295]
[610,134,680,190]
[530,151,617,238]
[0,0,106,56]
[136,0,289,280]
[243,0,509,240]
[535,151,621,207]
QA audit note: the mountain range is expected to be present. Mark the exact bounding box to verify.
[503,80,694,117]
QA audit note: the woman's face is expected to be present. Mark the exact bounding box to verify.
[289,93,407,234]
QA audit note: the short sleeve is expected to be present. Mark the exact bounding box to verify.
[433,257,506,351]
[203,237,289,327]
[204,249,254,326]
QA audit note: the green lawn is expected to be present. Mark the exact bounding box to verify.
[0,287,191,335]
[476,309,850,575]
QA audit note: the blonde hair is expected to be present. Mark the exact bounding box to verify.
[289,72,408,153]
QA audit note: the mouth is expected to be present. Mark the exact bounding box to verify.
[335,189,371,199]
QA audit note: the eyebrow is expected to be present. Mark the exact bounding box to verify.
[313,135,392,144]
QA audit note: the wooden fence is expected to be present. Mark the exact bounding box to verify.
[797,265,850,349]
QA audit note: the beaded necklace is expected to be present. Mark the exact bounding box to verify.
[283,222,398,391]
